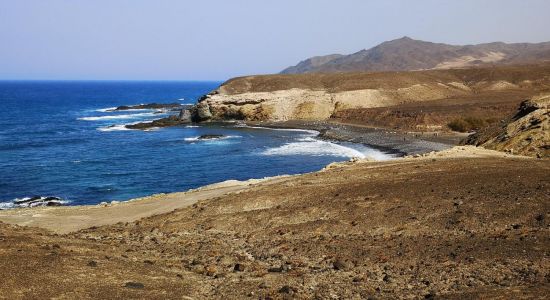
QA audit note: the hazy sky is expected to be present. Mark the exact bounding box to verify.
[1,0,550,80]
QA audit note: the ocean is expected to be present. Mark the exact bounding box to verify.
[0,81,393,208]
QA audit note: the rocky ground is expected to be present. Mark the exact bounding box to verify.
[1,149,548,299]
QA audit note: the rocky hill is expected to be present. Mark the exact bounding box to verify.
[464,94,550,157]
[193,65,550,122]
[281,37,550,74]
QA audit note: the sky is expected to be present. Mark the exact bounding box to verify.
[1,0,550,81]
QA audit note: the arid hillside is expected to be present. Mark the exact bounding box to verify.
[464,94,549,157]
[1,149,549,299]
[281,37,550,74]
[194,65,550,122]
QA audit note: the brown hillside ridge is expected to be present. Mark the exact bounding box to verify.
[281,36,550,74]
[0,148,549,298]
[193,64,550,122]
[464,94,550,158]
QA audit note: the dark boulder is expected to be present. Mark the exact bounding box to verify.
[198,134,224,140]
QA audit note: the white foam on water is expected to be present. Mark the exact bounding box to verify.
[95,107,118,112]
[97,124,133,132]
[0,202,14,209]
[260,137,395,160]
[78,112,158,121]
[0,197,71,210]
[261,137,366,158]
[184,125,200,128]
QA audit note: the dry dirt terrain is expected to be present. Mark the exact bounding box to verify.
[1,148,548,299]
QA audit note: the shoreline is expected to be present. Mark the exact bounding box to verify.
[244,120,466,156]
[0,120,463,215]
[0,175,294,234]
[0,145,527,234]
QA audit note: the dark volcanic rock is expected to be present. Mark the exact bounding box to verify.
[198,134,223,140]
[126,115,191,130]
[126,109,194,130]
[11,196,65,208]
[113,103,185,111]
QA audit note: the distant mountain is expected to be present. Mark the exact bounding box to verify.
[280,37,550,74]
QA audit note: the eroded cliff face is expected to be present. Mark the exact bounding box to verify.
[195,84,474,121]
[192,65,550,122]
[464,94,550,158]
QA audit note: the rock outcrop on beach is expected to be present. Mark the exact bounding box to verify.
[281,36,550,74]
[192,65,550,122]
[464,94,550,157]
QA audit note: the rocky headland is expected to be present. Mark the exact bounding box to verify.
[189,65,550,124]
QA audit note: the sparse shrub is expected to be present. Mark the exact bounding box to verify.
[448,117,493,132]
[448,118,471,132]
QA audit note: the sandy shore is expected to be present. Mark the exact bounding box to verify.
[0,175,291,234]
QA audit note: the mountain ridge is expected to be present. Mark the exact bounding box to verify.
[280,37,550,74]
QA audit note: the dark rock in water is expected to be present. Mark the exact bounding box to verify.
[198,134,224,140]
[126,115,191,130]
[113,103,185,111]
[124,282,145,289]
[14,196,42,204]
[11,196,65,208]
[43,196,61,201]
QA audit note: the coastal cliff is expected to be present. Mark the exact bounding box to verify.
[192,65,550,122]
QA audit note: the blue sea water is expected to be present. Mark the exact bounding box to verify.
[0,81,392,208]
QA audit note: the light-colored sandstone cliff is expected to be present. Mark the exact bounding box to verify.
[194,65,550,122]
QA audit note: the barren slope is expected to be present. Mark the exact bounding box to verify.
[281,37,550,74]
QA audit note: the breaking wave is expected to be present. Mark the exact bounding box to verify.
[78,112,158,121]
[261,137,366,158]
